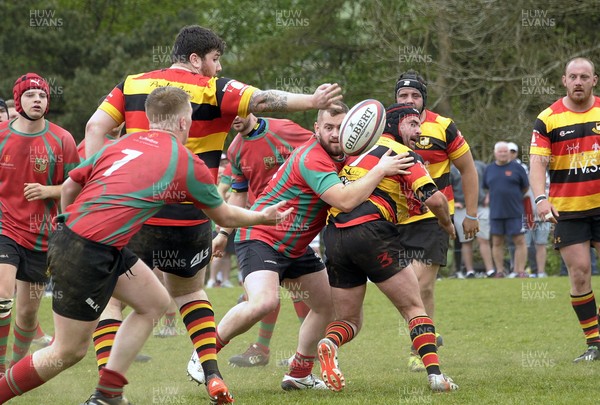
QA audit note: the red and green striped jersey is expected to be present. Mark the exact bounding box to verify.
[328,134,435,227]
[530,96,600,219]
[227,118,313,205]
[236,138,344,258]
[99,68,257,182]
[402,110,470,224]
[61,130,223,248]
[0,120,79,251]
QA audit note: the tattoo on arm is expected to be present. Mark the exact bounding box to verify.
[249,90,289,112]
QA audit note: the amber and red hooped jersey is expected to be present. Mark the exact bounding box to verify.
[98,68,257,225]
[401,109,470,224]
[530,96,600,219]
[0,120,79,251]
[99,68,257,183]
[328,134,435,227]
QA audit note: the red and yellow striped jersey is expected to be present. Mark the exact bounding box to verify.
[328,134,434,227]
[401,110,470,224]
[530,96,600,219]
[99,68,257,183]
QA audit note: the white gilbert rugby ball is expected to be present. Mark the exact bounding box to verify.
[340,99,386,156]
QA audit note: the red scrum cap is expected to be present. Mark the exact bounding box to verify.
[13,73,50,117]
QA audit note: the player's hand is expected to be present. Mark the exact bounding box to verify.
[261,200,294,225]
[24,183,49,201]
[212,233,228,258]
[537,199,558,224]
[440,219,457,240]
[313,83,343,109]
[462,216,479,240]
[376,149,414,176]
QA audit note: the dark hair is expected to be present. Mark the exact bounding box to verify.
[171,25,226,63]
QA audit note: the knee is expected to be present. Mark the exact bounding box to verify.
[569,267,592,291]
[53,342,89,367]
[247,295,280,320]
[419,281,435,298]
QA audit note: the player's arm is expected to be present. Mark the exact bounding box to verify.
[321,150,413,213]
[529,154,557,222]
[85,109,120,158]
[249,83,342,113]
[420,183,456,239]
[204,200,292,229]
[23,184,62,201]
[453,150,479,238]
[213,191,248,257]
[60,178,83,212]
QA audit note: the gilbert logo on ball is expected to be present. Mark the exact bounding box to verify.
[340,99,386,156]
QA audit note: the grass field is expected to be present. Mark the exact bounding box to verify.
[7,276,598,404]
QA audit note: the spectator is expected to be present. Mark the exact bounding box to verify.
[483,141,529,278]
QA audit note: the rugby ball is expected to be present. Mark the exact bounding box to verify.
[340,99,386,156]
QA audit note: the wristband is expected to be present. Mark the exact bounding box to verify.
[218,230,230,238]
[465,213,478,220]
[534,195,547,204]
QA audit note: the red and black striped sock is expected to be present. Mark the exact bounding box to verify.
[571,291,600,346]
[409,316,441,375]
[324,320,355,348]
[180,300,220,378]
[92,319,122,371]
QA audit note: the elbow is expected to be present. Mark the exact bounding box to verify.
[336,201,357,213]
[425,193,447,212]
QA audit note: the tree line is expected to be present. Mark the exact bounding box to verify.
[1,0,598,162]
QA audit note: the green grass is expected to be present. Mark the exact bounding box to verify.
[8,276,598,404]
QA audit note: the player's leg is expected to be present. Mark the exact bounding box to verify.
[228,302,280,367]
[92,298,125,371]
[280,267,333,391]
[154,270,179,338]
[11,247,48,367]
[216,241,282,347]
[0,262,16,376]
[217,269,280,344]
[281,268,334,390]
[11,280,44,366]
[317,284,363,392]
[376,264,457,392]
[108,258,170,375]
[557,218,599,362]
[0,310,98,403]
[316,223,367,392]
[164,266,233,404]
